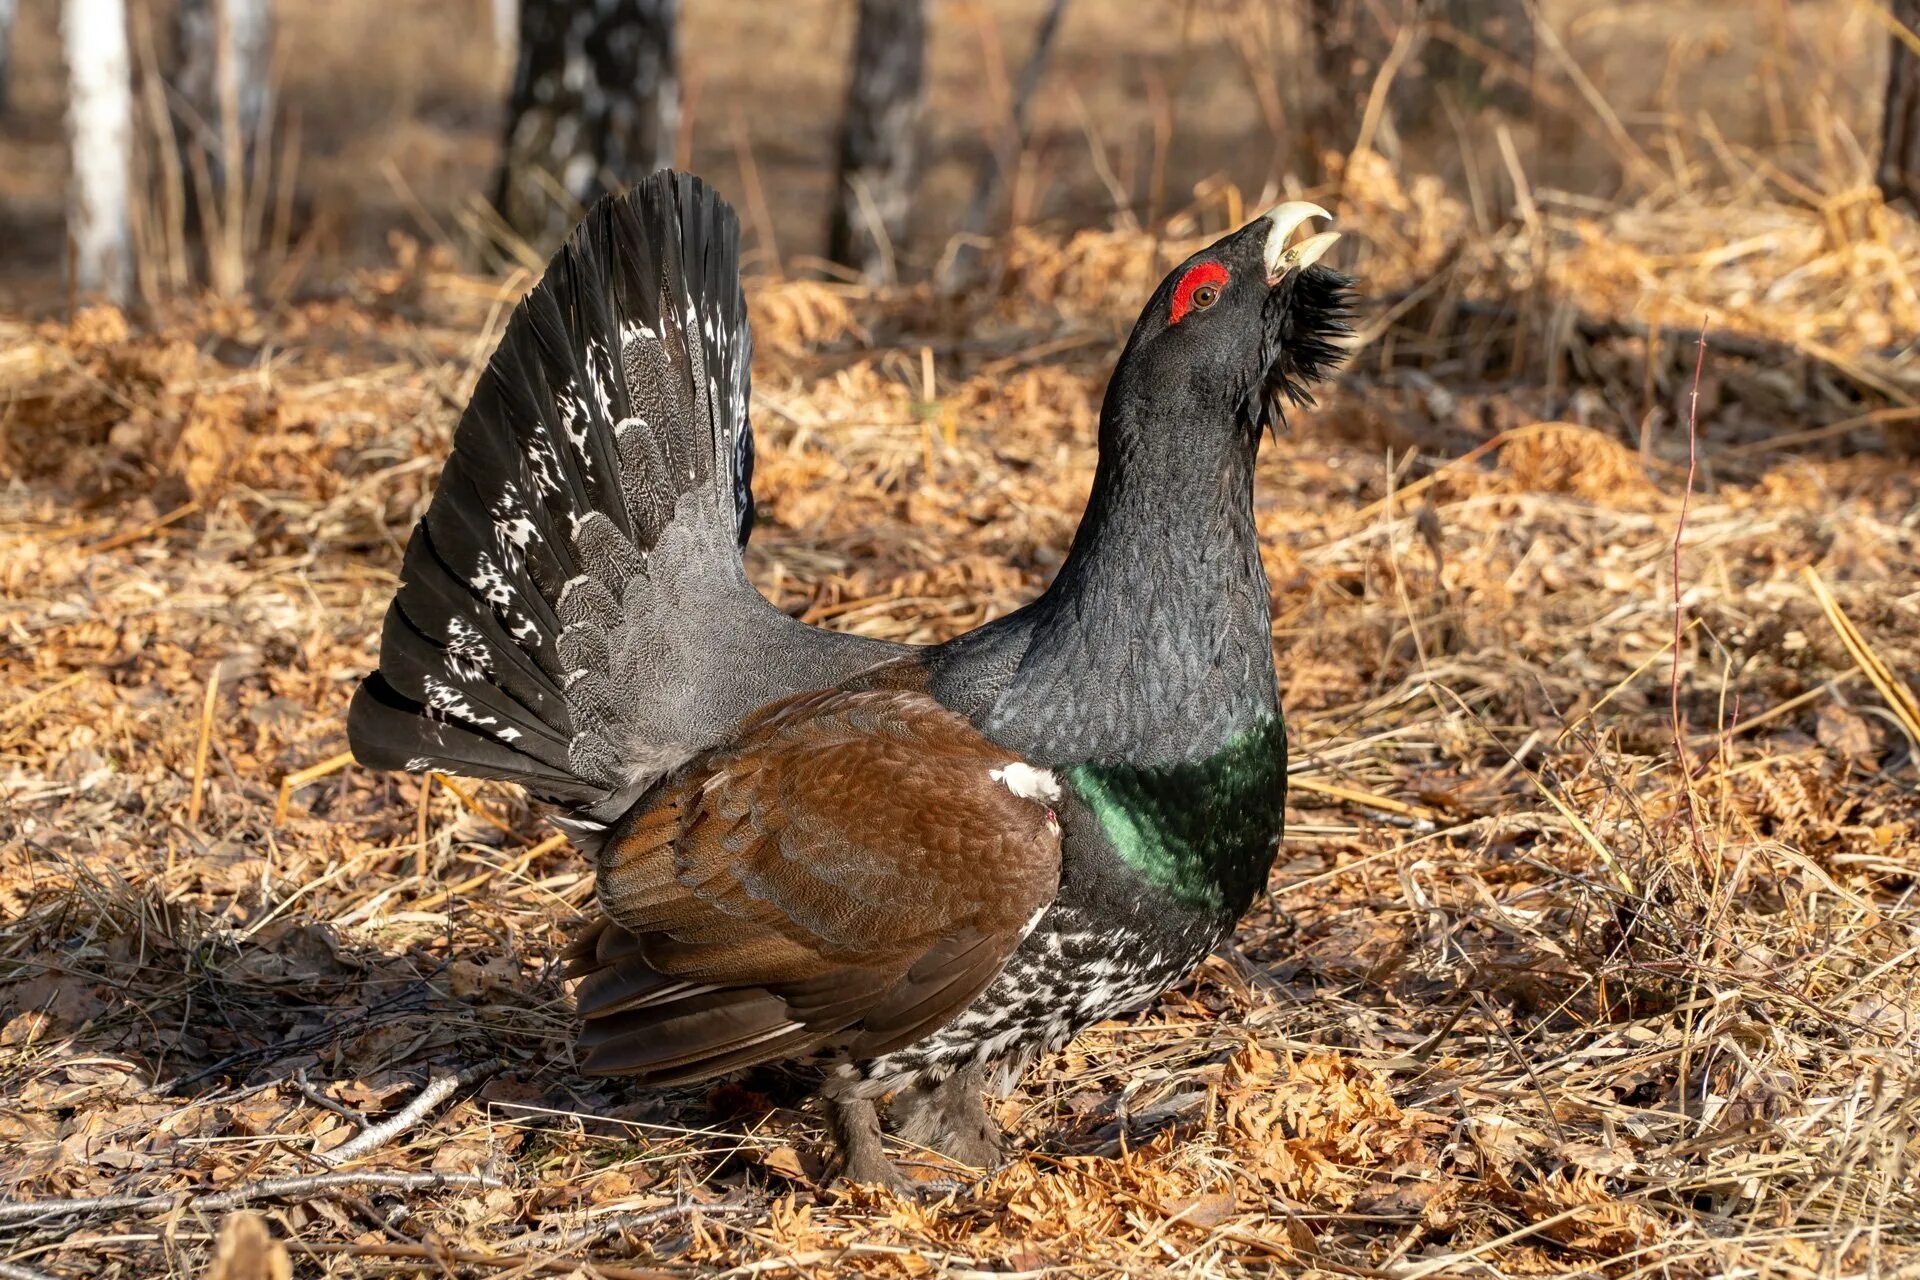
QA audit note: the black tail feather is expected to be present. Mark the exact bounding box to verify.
[349,673,604,803]
[348,171,758,819]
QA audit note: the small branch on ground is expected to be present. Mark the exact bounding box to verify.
[505,1198,760,1252]
[317,1060,497,1166]
[0,1260,60,1280]
[286,1239,671,1280]
[290,1068,370,1128]
[0,1171,505,1227]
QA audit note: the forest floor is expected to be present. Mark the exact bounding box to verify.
[3,136,1920,1276]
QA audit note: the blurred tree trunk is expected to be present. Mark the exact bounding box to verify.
[171,0,273,296]
[1423,0,1531,115]
[940,0,1069,292]
[173,0,274,180]
[1881,0,1920,208]
[1304,0,1532,170]
[827,0,926,282]
[492,0,678,254]
[0,0,17,114]
[492,0,518,81]
[63,0,135,303]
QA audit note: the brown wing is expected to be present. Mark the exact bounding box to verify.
[566,687,1062,1082]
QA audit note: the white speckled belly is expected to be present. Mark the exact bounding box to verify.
[847,902,1219,1096]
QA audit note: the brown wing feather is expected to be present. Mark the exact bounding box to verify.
[570,688,1061,1082]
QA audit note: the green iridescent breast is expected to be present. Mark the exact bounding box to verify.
[1063,716,1287,913]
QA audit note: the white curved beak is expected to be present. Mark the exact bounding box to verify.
[1262,201,1339,284]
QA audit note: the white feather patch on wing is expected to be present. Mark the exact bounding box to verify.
[990,762,1062,805]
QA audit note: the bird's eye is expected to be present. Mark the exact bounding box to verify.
[1169,262,1230,324]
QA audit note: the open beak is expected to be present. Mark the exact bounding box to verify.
[1261,202,1339,285]
[1255,202,1344,445]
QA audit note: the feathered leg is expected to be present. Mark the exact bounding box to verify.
[890,1063,1003,1169]
[824,1094,912,1194]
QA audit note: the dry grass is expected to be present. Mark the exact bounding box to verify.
[2,157,1916,1275]
[4,7,1920,1269]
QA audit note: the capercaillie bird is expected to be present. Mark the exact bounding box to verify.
[348,170,1352,1189]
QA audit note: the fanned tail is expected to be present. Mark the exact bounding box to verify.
[349,171,775,829]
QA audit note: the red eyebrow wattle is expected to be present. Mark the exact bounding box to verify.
[1169,262,1229,325]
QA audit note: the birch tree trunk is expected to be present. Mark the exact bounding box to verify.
[63,0,135,303]
[492,0,519,83]
[492,0,678,253]
[827,0,926,282]
[1880,0,1920,208]
[0,0,18,114]
[172,0,274,189]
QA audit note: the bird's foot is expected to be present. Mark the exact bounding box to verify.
[824,1095,914,1197]
[891,1063,1007,1172]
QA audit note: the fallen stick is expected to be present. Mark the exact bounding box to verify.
[0,1171,504,1226]
[186,662,222,828]
[509,1199,760,1252]
[83,499,201,553]
[0,1260,59,1280]
[273,749,355,825]
[286,1240,670,1280]
[290,1068,370,1127]
[317,1061,494,1166]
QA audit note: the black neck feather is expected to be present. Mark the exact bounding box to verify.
[932,264,1353,767]
[968,381,1278,767]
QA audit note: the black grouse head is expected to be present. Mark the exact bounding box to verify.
[1114,203,1355,441]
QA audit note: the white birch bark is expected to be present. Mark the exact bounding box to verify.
[492,0,518,79]
[0,0,19,113]
[63,0,135,303]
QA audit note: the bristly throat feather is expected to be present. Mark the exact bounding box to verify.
[1064,714,1287,913]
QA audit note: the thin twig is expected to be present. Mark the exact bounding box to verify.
[0,1171,504,1226]
[82,499,201,553]
[318,1062,494,1166]
[186,661,221,827]
[285,1239,669,1280]
[0,672,91,726]
[291,1068,370,1128]
[273,749,355,825]
[1806,567,1920,746]
[0,1260,60,1280]
[1670,320,1709,865]
[511,1200,760,1252]
[943,0,1070,288]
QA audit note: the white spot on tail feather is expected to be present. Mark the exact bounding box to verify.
[990,763,1061,805]
[422,676,496,731]
[495,514,537,550]
[585,338,618,424]
[557,390,591,457]
[443,616,492,681]
[525,417,564,497]
[469,555,514,608]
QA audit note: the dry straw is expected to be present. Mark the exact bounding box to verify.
[2,34,1919,1280]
